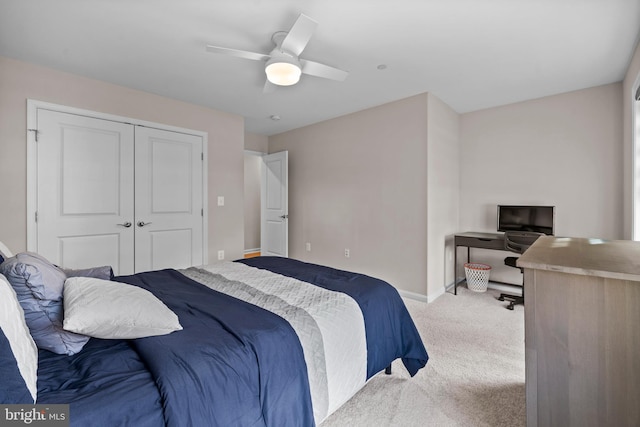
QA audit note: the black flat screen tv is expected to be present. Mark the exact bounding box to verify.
[497,205,555,235]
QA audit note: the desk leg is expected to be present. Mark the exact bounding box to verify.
[454,246,457,295]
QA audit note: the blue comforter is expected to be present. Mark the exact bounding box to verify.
[37,258,428,427]
[37,339,165,427]
[117,269,314,426]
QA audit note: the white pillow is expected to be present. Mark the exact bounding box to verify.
[0,273,38,402]
[63,277,182,339]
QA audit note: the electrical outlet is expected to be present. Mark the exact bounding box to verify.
[344,248,350,258]
[217,196,225,206]
[306,242,311,252]
[217,250,224,260]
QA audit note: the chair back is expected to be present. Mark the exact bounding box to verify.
[504,231,544,254]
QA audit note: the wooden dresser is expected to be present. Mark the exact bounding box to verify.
[518,237,640,426]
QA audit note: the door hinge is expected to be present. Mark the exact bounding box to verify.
[34,211,38,222]
[201,152,204,161]
[201,208,204,217]
[27,129,39,142]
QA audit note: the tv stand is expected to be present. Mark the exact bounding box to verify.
[453,232,505,295]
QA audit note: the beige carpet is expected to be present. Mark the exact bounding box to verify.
[321,286,525,427]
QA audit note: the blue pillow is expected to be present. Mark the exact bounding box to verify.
[0,253,89,355]
[0,328,32,403]
[0,253,4,265]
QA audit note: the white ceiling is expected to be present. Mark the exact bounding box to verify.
[1,0,639,136]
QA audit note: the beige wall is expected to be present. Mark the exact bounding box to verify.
[426,93,460,299]
[0,56,245,261]
[623,40,640,239]
[243,152,262,251]
[459,83,623,283]
[269,94,431,296]
[243,132,268,252]
[245,131,269,153]
[268,83,624,296]
[244,132,269,251]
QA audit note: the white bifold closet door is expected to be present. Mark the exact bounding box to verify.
[36,109,203,275]
[133,126,203,273]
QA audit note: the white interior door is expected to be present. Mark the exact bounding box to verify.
[134,127,204,273]
[261,151,288,257]
[36,109,135,274]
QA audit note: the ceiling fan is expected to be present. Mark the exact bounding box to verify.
[206,13,349,92]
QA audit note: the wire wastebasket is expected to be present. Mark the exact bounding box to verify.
[464,263,491,292]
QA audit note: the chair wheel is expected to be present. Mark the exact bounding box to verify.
[507,304,514,310]
[498,296,505,301]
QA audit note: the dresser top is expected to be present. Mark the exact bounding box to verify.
[518,236,640,281]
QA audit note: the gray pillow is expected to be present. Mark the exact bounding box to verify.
[0,252,89,355]
[64,266,114,281]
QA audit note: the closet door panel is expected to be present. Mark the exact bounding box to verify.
[150,140,192,213]
[36,109,135,275]
[134,127,203,273]
[148,229,193,270]
[58,234,122,273]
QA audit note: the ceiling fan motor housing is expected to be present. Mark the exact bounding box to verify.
[265,43,302,86]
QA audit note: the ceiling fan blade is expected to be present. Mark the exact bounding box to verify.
[263,79,277,94]
[206,45,269,62]
[300,59,349,82]
[281,14,318,56]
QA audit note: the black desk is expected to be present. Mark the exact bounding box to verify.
[453,232,504,295]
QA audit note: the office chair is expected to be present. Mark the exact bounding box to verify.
[498,231,544,310]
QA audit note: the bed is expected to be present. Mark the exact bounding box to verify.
[0,243,428,427]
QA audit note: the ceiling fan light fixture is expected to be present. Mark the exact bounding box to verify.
[207,14,348,90]
[265,57,302,86]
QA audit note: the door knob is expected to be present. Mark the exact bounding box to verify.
[117,222,132,228]
[137,221,152,227]
[279,215,289,219]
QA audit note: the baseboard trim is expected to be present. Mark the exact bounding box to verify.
[397,288,429,303]
[427,286,446,303]
[449,279,522,296]
[487,282,522,296]
[446,279,522,295]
